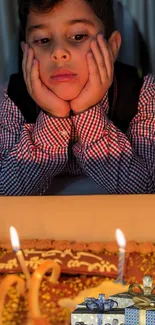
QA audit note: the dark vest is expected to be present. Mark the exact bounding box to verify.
[7,61,143,133]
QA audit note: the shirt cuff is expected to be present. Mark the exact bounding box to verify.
[33,110,72,148]
[71,103,108,145]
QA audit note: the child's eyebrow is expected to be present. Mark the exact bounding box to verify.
[27,19,95,34]
[67,19,95,27]
[27,24,47,34]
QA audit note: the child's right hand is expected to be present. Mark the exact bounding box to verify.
[22,43,70,118]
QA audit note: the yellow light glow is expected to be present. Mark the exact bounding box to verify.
[10,226,20,251]
[115,228,126,248]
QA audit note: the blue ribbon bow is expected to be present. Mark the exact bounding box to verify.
[85,294,118,325]
[85,294,118,312]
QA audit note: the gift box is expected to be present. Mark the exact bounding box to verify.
[108,292,133,309]
[109,276,155,308]
[125,296,155,325]
[109,292,155,309]
[71,294,125,325]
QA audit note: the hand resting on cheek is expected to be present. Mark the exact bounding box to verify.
[21,42,71,118]
[70,34,114,114]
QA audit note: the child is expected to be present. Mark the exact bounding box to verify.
[0,0,155,195]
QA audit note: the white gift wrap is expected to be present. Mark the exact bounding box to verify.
[108,292,133,308]
[111,276,155,309]
[71,307,125,325]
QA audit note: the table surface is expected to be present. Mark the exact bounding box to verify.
[0,194,154,242]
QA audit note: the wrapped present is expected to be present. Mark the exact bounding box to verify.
[109,276,155,308]
[71,294,125,325]
[108,292,133,309]
[125,296,155,325]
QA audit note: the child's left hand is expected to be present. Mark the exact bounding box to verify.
[70,34,114,114]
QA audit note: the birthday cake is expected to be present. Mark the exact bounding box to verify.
[0,239,155,324]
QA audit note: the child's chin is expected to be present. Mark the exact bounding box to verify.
[58,94,76,101]
[57,92,79,101]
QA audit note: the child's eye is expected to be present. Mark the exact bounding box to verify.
[71,34,88,41]
[34,38,51,45]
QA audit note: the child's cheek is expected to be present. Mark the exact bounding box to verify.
[30,45,38,58]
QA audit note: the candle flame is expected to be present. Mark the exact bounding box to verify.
[10,226,20,251]
[115,228,126,248]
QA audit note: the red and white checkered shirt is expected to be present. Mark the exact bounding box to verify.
[0,75,155,195]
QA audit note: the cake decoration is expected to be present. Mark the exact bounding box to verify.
[0,249,119,277]
[0,274,25,325]
[28,260,61,320]
[1,237,155,324]
[1,239,155,253]
[58,280,129,311]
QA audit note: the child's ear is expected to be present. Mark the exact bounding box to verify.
[108,31,121,62]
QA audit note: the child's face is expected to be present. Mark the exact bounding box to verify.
[26,0,104,101]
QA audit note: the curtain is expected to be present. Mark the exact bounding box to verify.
[120,0,155,73]
[0,0,19,83]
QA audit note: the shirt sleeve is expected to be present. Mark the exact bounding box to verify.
[0,92,71,195]
[71,76,155,194]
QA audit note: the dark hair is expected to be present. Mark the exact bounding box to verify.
[18,0,115,41]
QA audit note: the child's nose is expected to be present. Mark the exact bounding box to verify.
[50,43,70,62]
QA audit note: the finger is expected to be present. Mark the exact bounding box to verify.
[22,43,29,83]
[20,41,25,52]
[90,38,108,83]
[97,34,114,81]
[30,59,42,98]
[26,47,35,94]
[86,51,102,87]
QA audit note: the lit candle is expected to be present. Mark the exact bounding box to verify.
[10,226,31,289]
[115,228,126,284]
[0,274,25,325]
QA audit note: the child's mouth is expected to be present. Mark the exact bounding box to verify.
[50,69,77,82]
[50,74,77,82]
